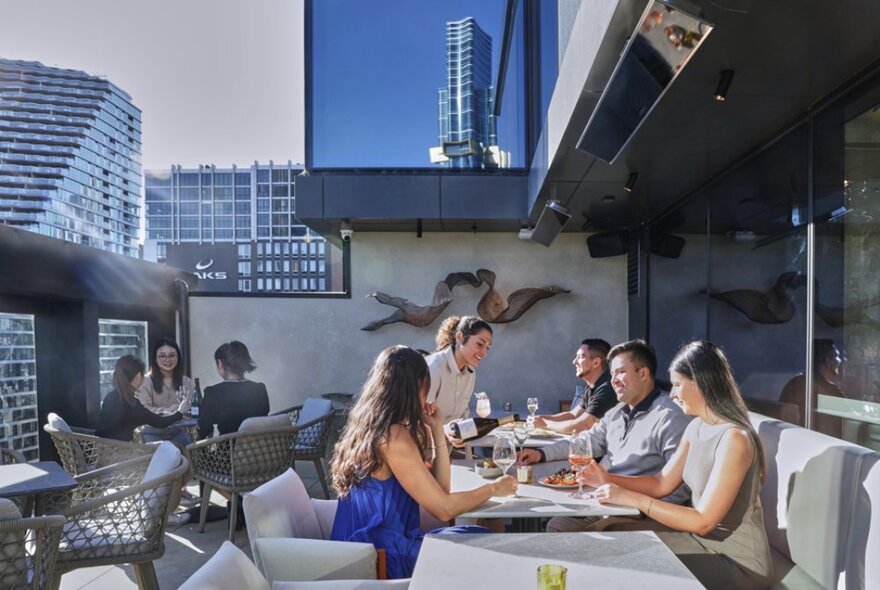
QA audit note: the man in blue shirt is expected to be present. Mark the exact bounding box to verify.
[533,338,616,434]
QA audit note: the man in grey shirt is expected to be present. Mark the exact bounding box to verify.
[518,339,692,532]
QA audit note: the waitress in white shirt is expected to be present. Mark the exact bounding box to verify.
[425,316,493,444]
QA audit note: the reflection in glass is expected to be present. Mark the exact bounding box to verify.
[577,1,713,163]
[310,1,522,168]
[813,96,880,448]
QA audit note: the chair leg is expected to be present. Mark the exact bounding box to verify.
[199,483,213,533]
[133,561,159,590]
[314,458,331,499]
[228,493,239,542]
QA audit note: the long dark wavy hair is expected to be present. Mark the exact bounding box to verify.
[149,337,184,394]
[113,355,146,407]
[331,346,431,497]
[434,315,493,352]
[669,341,766,482]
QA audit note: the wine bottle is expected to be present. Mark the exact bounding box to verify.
[450,414,520,442]
[190,378,203,417]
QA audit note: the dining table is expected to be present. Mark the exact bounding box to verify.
[409,531,705,589]
[463,424,569,460]
[0,460,77,514]
[451,459,639,529]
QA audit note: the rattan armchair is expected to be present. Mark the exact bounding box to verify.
[0,499,65,590]
[0,447,27,465]
[43,413,154,476]
[186,425,299,541]
[39,449,189,590]
[282,401,335,498]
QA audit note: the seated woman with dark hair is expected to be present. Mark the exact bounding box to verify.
[136,337,194,446]
[97,355,188,441]
[197,340,269,439]
[330,345,517,579]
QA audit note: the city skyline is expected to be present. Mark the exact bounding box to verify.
[0,0,305,170]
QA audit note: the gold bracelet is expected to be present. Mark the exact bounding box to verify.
[645,498,655,517]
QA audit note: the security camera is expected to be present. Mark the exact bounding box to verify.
[340,228,354,242]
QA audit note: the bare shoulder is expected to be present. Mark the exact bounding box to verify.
[718,426,754,461]
[386,423,417,447]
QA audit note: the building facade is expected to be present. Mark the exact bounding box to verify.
[431,17,504,168]
[0,59,141,257]
[144,162,334,293]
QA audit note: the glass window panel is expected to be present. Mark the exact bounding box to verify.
[812,77,880,448]
[310,0,520,169]
[235,172,251,185]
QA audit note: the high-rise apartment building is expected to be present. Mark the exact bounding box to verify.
[431,17,506,169]
[0,59,142,257]
[144,162,337,293]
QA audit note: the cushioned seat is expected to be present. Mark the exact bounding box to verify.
[750,413,873,589]
[842,452,880,589]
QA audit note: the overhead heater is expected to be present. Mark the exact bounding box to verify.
[577,0,713,163]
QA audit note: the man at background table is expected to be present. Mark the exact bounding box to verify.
[533,338,616,435]
[518,339,692,532]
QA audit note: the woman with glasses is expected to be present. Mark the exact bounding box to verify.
[136,337,194,446]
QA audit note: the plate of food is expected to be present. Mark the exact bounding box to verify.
[528,428,564,439]
[538,467,579,489]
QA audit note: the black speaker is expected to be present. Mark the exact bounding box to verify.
[586,231,628,258]
[650,231,685,258]
[531,201,571,247]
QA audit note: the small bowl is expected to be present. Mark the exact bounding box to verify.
[475,465,504,478]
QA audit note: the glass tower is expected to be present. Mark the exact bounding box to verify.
[144,163,333,293]
[0,59,142,257]
[433,17,501,169]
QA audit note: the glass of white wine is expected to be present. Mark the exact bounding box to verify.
[475,392,491,418]
[492,432,517,481]
[527,397,539,418]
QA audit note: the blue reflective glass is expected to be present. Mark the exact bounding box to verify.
[310,0,522,169]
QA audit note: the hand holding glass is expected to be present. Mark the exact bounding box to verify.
[568,433,594,500]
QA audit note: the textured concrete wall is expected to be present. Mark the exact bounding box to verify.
[189,232,627,413]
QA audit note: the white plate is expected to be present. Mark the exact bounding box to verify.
[528,429,564,439]
[537,477,579,489]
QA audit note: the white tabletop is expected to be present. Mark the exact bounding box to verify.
[463,427,567,459]
[451,460,639,519]
[410,532,704,589]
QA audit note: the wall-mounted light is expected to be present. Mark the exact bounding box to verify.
[624,173,638,192]
[714,69,735,102]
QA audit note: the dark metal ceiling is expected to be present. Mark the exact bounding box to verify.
[543,0,880,236]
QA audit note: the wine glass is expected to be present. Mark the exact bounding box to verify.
[527,397,539,418]
[475,392,491,418]
[568,432,594,500]
[492,432,517,482]
[512,421,530,457]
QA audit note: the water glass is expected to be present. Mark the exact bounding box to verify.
[537,564,567,590]
[492,432,516,477]
[475,392,491,418]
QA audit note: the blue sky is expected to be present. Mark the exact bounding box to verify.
[310,0,508,168]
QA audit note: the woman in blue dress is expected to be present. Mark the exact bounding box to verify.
[330,345,517,579]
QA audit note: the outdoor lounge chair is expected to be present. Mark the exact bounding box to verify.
[0,498,65,590]
[43,413,154,476]
[186,423,299,541]
[281,398,335,498]
[41,442,189,590]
